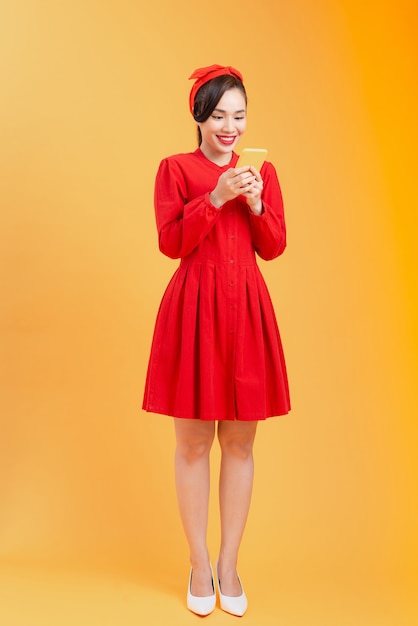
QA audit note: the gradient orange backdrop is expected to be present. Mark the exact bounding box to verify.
[1,0,417,624]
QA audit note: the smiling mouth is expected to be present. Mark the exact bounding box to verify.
[217,135,236,145]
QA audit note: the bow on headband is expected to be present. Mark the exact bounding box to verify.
[188,64,244,115]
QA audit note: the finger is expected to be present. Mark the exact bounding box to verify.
[229,175,254,192]
[243,181,262,196]
[237,173,256,185]
[231,169,253,180]
[239,181,256,193]
[242,185,257,196]
[234,166,252,174]
[249,166,263,181]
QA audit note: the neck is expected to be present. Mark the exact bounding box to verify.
[200,145,233,166]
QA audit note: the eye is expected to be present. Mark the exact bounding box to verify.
[235,116,245,120]
[211,115,223,120]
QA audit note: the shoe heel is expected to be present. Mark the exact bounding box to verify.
[216,560,248,617]
[187,564,217,616]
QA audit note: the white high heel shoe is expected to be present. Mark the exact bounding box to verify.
[216,560,248,617]
[187,564,216,616]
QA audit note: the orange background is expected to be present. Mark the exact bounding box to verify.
[1,0,417,624]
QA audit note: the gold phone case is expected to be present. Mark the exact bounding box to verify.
[236,148,268,170]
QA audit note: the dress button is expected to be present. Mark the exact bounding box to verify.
[229,259,234,264]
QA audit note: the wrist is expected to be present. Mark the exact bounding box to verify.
[209,191,223,209]
[248,200,263,216]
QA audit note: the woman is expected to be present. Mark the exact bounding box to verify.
[143,64,290,616]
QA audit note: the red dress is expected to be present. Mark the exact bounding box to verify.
[142,149,290,420]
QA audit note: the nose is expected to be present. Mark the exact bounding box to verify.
[222,116,235,132]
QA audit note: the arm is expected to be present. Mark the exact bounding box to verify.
[155,158,222,259]
[247,162,287,261]
[155,158,258,259]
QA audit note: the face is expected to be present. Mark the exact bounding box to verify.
[198,88,247,165]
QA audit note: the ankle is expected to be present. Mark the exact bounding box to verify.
[217,552,238,573]
[189,550,211,571]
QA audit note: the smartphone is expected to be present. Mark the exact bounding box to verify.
[236,148,268,171]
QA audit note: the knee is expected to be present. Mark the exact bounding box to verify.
[218,431,255,461]
[176,432,214,463]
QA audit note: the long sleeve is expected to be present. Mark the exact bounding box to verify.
[155,157,222,259]
[247,162,287,261]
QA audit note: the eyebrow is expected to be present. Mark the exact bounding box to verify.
[213,108,246,114]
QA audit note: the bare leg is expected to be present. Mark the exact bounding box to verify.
[217,420,258,596]
[174,418,215,596]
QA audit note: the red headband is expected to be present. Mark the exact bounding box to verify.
[188,64,244,115]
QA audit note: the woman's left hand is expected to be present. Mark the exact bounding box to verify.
[242,166,264,215]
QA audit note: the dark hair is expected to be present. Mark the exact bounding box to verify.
[193,75,247,146]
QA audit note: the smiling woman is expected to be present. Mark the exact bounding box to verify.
[1,1,417,624]
[142,64,290,616]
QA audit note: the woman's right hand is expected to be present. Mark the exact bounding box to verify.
[209,167,256,208]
